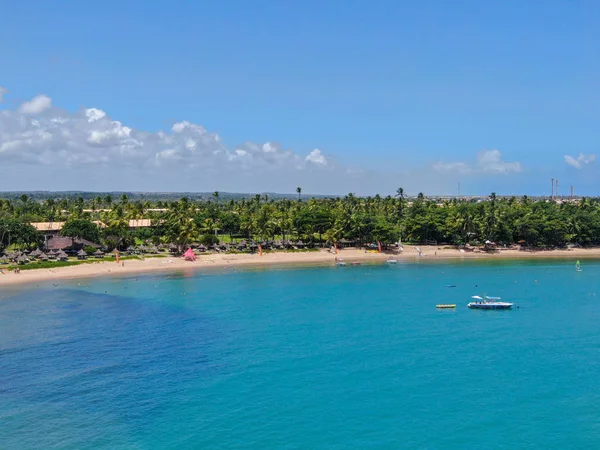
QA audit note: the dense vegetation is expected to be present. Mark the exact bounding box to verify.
[1,191,599,252]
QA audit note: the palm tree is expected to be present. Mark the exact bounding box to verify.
[213,191,220,203]
[395,187,406,221]
[296,187,302,201]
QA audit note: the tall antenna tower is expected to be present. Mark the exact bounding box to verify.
[551,178,554,200]
[555,179,559,199]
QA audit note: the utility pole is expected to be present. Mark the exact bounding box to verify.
[555,179,559,199]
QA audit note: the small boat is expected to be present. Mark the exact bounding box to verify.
[446,284,456,288]
[387,258,397,264]
[436,304,456,309]
[576,260,582,272]
[468,295,513,310]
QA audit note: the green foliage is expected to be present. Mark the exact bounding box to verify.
[61,219,101,243]
[0,217,41,250]
[199,234,220,245]
[2,191,600,251]
[84,245,98,255]
[8,260,82,271]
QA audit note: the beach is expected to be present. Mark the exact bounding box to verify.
[1,245,597,287]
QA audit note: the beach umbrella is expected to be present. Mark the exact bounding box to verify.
[30,249,42,257]
[38,252,49,260]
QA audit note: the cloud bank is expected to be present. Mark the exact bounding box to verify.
[564,153,595,169]
[0,87,550,195]
[0,89,342,192]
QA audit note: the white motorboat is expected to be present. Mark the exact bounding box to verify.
[468,295,513,310]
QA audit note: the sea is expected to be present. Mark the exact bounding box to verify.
[1,259,600,449]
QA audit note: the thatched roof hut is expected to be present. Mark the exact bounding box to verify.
[94,250,105,258]
[77,249,88,259]
[38,252,49,261]
[30,249,42,258]
[56,251,69,261]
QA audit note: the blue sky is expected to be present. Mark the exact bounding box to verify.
[1,0,599,195]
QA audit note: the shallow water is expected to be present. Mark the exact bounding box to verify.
[1,260,599,449]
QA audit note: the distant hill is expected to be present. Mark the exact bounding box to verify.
[0,191,575,202]
[0,191,333,202]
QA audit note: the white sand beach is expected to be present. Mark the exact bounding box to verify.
[0,245,597,287]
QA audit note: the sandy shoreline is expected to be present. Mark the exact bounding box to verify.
[1,245,597,287]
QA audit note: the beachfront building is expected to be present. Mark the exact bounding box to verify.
[44,236,102,254]
[31,222,65,244]
[30,219,154,246]
[127,219,153,231]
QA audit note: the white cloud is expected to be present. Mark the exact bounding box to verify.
[18,94,52,114]
[0,86,7,102]
[476,149,522,174]
[262,142,276,153]
[85,108,106,122]
[305,148,327,165]
[433,149,522,175]
[0,90,337,192]
[432,161,471,174]
[564,153,596,169]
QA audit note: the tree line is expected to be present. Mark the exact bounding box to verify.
[1,191,600,252]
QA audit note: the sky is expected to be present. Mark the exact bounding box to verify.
[1,0,599,196]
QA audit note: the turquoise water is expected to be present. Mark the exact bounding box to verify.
[1,260,600,449]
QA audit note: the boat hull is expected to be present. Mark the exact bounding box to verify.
[468,302,513,310]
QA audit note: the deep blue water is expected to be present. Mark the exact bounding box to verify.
[1,260,600,449]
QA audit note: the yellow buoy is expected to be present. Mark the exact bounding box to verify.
[436,304,456,309]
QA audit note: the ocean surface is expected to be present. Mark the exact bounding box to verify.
[1,259,600,449]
